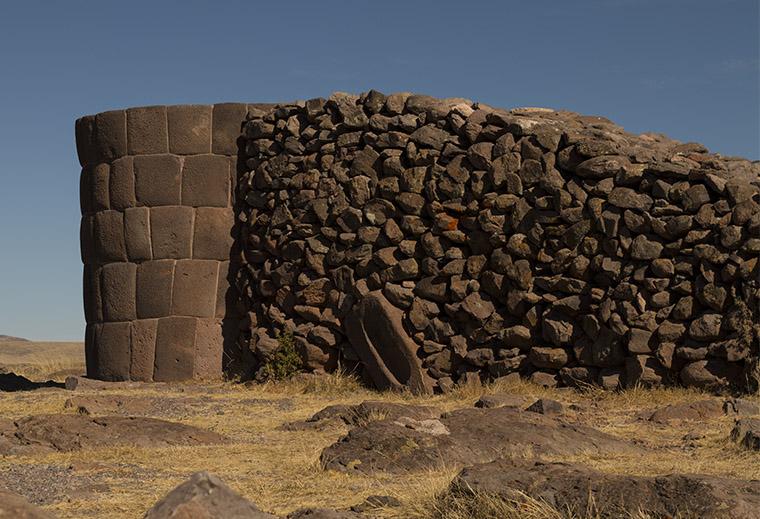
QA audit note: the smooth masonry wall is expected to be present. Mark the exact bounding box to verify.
[76,103,254,381]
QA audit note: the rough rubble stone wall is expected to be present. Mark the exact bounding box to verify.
[76,103,257,381]
[236,91,760,393]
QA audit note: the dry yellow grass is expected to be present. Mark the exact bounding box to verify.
[0,370,757,518]
[0,340,85,380]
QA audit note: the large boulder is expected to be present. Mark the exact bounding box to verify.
[345,291,433,394]
[448,459,760,519]
[321,406,636,474]
[143,471,276,519]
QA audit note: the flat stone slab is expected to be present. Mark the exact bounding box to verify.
[448,459,760,519]
[0,415,227,455]
[283,401,441,431]
[321,406,637,474]
[646,399,725,423]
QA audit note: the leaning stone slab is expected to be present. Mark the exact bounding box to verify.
[144,471,276,519]
[448,458,760,519]
[344,290,433,395]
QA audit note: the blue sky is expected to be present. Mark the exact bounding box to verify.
[0,0,758,340]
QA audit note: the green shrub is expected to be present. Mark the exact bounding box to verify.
[261,330,303,381]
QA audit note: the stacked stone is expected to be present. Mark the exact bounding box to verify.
[77,103,259,381]
[237,91,760,392]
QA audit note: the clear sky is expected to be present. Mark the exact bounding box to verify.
[0,0,757,341]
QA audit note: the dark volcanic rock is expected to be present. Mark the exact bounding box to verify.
[449,459,760,519]
[344,291,433,394]
[321,406,636,474]
[144,471,276,519]
[0,415,226,454]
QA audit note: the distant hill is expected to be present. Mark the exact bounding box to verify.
[0,335,28,342]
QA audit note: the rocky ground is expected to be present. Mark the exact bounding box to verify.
[1,367,760,518]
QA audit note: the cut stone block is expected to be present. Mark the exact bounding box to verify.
[171,259,219,317]
[90,163,110,212]
[181,154,230,207]
[131,319,158,381]
[100,262,137,322]
[194,318,223,379]
[136,260,175,319]
[192,207,234,260]
[93,109,127,163]
[212,103,247,155]
[134,154,182,207]
[84,323,97,378]
[168,105,212,155]
[110,156,135,210]
[124,207,152,261]
[75,115,96,167]
[95,322,131,381]
[215,261,238,318]
[150,206,194,259]
[79,167,92,215]
[94,210,127,262]
[83,264,102,323]
[127,106,169,155]
[80,216,95,264]
[154,316,197,381]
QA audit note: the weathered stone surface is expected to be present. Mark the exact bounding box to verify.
[321,406,635,474]
[124,206,152,261]
[134,154,182,206]
[153,317,197,382]
[127,106,169,155]
[171,260,218,317]
[449,459,760,519]
[144,471,275,519]
[0,414,225,454]
[109,156,135,210]
[150,206,194,259]
[344,291,433,394]
[680,359,743,390]
[181,154,230,207]
[167,105,213,155]
[100,262,137,321]
[130,318,157,381]
[94,210,127,262]
[94,322,131,381]
[212,103,248,155]
[647,399,724,422]
[193,207,234,260]
[136,260,175,319]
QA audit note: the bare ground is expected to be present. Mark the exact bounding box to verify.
[0,346,758,518]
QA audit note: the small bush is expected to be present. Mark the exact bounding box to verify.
[260,330,303,381]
